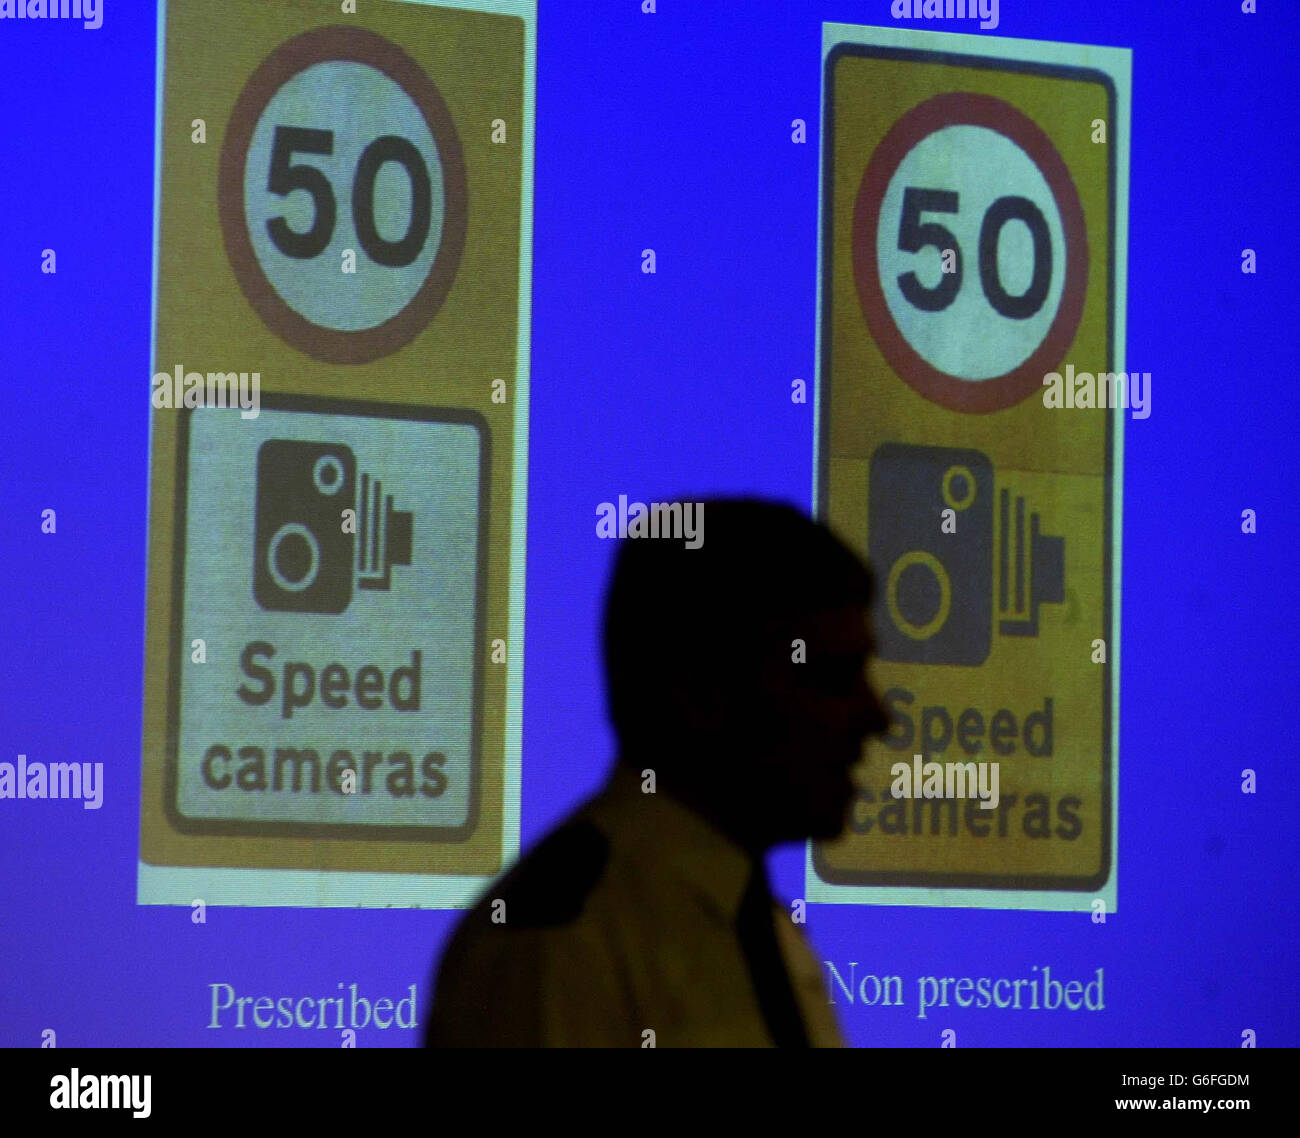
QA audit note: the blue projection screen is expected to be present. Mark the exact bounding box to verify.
[0,0,1296,1060]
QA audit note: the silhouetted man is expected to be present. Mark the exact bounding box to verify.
[425,499,889,1047]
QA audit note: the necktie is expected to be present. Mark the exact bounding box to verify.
[735,860,809,1048]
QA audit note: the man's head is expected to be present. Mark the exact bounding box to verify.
[602,499,889,849]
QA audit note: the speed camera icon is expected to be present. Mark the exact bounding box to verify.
[252,438,413,614]
[868,442,1064,666]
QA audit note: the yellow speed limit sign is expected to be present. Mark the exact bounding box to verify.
[139,0,534,908]
[809,24,1129,911]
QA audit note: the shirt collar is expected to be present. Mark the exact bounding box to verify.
[589,761,758,921]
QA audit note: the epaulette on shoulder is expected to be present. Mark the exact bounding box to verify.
[478,818,612,929]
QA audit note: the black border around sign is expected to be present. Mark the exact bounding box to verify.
[814,41,1117,894]
[162,392,491,845]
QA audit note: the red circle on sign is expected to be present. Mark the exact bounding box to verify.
[852,92,1088,414]
[218,25,467,366]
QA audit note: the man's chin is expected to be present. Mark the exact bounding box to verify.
[770,781,856,842]
[807,804,851,842]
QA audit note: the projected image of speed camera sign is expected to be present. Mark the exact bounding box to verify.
[139,0,534,908]
[172,398,485,834]
[809,24,1129,912]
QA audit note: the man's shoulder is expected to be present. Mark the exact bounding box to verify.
[434,770,687,999]
[454,770,662,936]
[446,814,616,958]
[426,811,624,1030]
[426,812,627,1045]
[483,815,614,929]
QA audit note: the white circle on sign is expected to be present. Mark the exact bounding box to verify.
[267,522,321,593]
[313,453,345,495]
[243,60,446,333]
[876,125,1066,382]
